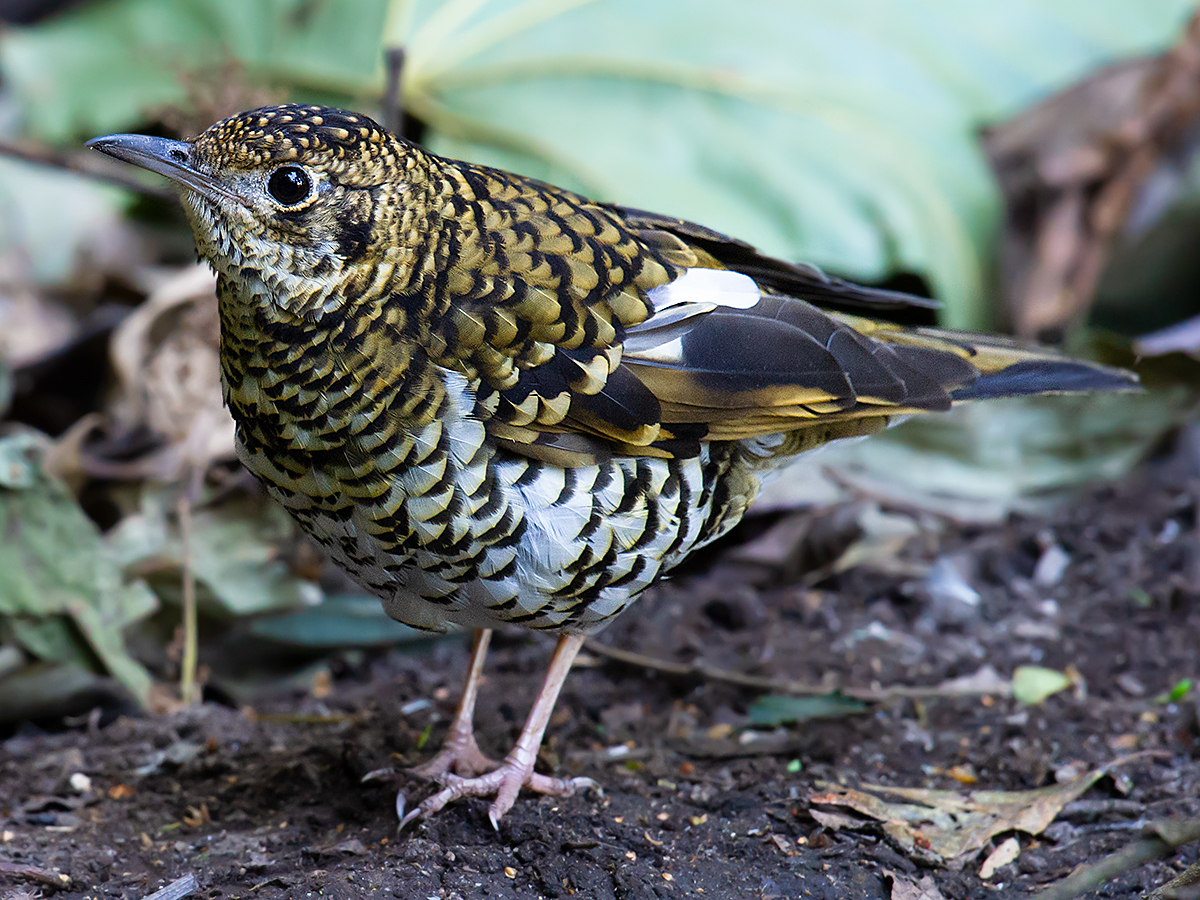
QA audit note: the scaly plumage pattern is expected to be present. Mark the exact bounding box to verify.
[88,104,1136,825]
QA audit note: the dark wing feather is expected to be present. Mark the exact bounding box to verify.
[613,206,940,315]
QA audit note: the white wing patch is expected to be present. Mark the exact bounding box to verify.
[648,267,762,311]
[625,268,762,360]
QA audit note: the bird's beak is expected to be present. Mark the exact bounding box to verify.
[86,134,240,204]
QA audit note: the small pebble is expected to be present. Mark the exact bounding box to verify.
[1033,544,1070,586]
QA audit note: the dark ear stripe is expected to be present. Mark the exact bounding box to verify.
[950,360,1140,400]
[335,215,371,261]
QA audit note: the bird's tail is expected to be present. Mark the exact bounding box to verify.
[837,316,1141,402]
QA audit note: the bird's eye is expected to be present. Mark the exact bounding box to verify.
[266,165,312,206]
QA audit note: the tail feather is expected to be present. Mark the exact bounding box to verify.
[951,358,1140,401]
[841,318,1141,401]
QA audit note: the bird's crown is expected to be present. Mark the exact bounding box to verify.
[193,104,399,175]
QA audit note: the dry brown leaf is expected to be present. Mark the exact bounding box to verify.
[108,264,234,478]
[883,870,947,900]
[985,9,1200,337]
[727,501,921,584]
[979,835,1021,879]
[809,759,1133,867]
[765,833,798,857]
[0,280,78,369]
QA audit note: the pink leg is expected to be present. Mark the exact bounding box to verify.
[399,633,597,830]
[409,628,496,780]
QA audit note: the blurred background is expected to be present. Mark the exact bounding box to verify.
[2,0,1200,726]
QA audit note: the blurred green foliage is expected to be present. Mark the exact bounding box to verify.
[1,0,389,139]
[108,492,323,620]
[748,693,869,726]
[3,0,1196,327]
[0,431,156,704]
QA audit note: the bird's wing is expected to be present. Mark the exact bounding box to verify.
[431,165,1133,465]
[611,206,940,316]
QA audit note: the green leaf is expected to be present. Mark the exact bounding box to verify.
[1012,666,1072,705]
[1158,677,1194,703]
[0,431,39,489]
[0,0,390,143]
[187,503,322,617]
[7,617,91,667]
[748,693,869,726]
[109,491,322,618]
[248,593,433,647]
[0,431,156,703]
[0,158,131,287]
[1168,678,1194,701]
[0,661,132,723]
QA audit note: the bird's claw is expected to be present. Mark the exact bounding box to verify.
[407,732,498,782]
[361,766,399,784]
[398,762,598,830]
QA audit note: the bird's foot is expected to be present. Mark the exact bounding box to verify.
[407,729,497,782]
[398,753,597,830]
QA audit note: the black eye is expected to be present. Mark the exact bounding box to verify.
[267,165,312,205]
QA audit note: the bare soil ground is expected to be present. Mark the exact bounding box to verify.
[2,444,1199,900]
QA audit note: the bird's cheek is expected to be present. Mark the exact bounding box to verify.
[179,198,227,256]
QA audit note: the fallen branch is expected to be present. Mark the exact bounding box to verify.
[141,873,199,900]
[582,642,1010,702]
[1031,818,1200,900]
[1148,860,1200,900]
[0,860,73,891]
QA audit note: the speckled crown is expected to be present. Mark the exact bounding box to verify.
[193,104,398,170]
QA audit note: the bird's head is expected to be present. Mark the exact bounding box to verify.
[89,104,422,314]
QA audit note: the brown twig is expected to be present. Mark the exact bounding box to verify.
[0,860,73,891]
[581,642,1009,702]
[383,47,407,137]
[1032,818,1200,900]
[0,137,175,200]
[1148,860,1200,900]
[176,463,205,705]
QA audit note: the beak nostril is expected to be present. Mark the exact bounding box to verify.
[86,135,230,204]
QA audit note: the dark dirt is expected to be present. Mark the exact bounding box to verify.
[3,443,1200,900]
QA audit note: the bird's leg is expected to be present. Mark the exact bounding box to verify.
[409,628,496,780]
[400,633,597,830]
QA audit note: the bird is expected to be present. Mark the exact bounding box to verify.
[88,104,1136,828]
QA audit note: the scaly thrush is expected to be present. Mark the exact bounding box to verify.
[89,104,1136,827]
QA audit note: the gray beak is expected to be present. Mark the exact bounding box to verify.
[86,133,239,204]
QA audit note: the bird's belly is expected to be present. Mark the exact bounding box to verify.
[236,402,768,635]
[378,445,762,634]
